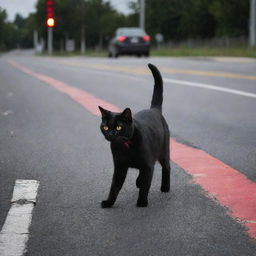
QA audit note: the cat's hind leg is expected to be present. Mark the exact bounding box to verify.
[137,166,154,207]
[136,173,142,188]
[159,141,171,192]
[159,157,170,192]
[159,130,171,192]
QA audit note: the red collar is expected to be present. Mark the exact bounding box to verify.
[124,140,132,149]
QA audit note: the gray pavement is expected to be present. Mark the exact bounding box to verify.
[0,54,256,256]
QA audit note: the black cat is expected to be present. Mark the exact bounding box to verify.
[99,63,170,207]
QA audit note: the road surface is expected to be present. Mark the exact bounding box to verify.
[0,52,256,256]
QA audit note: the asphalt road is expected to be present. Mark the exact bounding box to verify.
[0,52,256,256]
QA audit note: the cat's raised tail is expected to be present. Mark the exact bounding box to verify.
[148,63,163,112]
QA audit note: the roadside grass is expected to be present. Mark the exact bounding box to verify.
[38,47,256,58]
[151,47,256,58]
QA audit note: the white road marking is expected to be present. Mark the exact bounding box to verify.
[69,67,256,99]
[29,59,256,99]
[0,180,40,256]
[163,78,256,99]
[210,57,256,63]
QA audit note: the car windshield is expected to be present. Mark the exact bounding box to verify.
[116,28,146,36]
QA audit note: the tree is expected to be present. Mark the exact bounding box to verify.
[127,0,249,43]
[0,7,7,50]
[145,0,184,41]
[14,14,26,29]
[0,8,19,51]
[178,0,216,39]
[209,0,249,37]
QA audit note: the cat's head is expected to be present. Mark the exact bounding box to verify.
[98,106,134,142]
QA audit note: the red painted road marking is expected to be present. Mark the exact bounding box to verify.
[8,60,120,115]
[8,60,256,239]
[171,139,256,238]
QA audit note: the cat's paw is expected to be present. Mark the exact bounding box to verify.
[136,200,148,207]
[101,200,114,208]
[161,186,170,192]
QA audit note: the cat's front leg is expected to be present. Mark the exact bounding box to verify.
[137,167,154,207]
[101,166,128,208]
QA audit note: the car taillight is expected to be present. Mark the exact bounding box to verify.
[117,36,126,42]
[143,35,150,42]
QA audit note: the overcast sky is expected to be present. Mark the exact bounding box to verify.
[0,0,133,21]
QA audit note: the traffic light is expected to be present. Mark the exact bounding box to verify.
[47,17,55,27]
[46,0,55,27]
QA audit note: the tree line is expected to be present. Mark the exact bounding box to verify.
[0,0,250,51]
[0,8,18,50]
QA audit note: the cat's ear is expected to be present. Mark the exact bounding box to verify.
[98,106,110,118]
[120,108,132,123]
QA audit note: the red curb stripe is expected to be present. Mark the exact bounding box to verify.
[170,139,256,238]
[8,60,256,239]
[8,60,120,115]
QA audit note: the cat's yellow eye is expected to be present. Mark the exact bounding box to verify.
[102,126,109,131]
[116,126,122,131]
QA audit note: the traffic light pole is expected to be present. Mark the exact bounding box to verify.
[249,0,256,47]
[48,27,53,55]
[139,0,145,30]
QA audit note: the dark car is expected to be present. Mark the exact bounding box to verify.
[108,27,150,58]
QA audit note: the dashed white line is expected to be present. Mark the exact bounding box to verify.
[0,180,40,256]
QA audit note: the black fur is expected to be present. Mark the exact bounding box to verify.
[99,63,170,207]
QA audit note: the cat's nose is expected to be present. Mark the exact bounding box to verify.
[109,130,117,136]
[109,130,116,138]
[108,130,118,140]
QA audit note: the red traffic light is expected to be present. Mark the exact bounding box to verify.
[47,17,55,27]
[46,0,55,27]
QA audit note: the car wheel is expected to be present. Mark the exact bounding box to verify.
[108,52,113,58]
[144,51,150,57]
[112,48,119,58]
